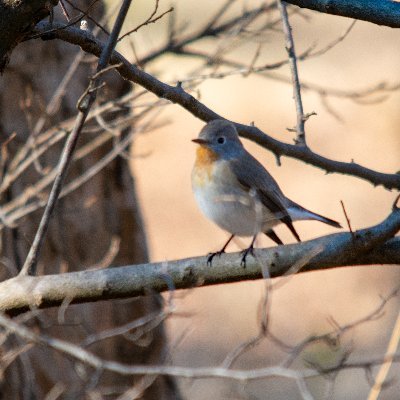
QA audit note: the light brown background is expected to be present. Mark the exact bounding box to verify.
[124,1,400,398]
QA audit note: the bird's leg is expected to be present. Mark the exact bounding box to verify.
[207,234,235,266]
[240,235,257,268]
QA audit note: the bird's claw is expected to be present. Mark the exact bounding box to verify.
[206,250,224,266]
[240,246,255,268]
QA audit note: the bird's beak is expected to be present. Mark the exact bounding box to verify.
[192,138,210,145]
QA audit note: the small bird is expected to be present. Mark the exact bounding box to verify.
[191,119,341,266]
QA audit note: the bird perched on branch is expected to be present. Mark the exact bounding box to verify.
[191,119,341,267]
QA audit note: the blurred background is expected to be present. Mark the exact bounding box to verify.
[2,0,398,398]
[121,0,400,398]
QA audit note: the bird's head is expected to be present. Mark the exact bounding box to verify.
[192,120,244,159]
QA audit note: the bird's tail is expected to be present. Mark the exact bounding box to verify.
[287,201,342,228]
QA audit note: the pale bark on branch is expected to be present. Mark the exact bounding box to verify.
[1,206,399,315]
[31,22,400,191]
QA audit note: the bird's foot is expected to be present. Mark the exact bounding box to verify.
[240,245,255,268]
[206,250,225,266]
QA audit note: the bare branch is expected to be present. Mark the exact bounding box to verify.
[139,2,276,65]
[31,22,400,191]
[1,310,400,398]
[81,309,170,348]
[176,48,400,103]
[176,45,316,83]
[0,89,151,195]
[0,311,315,390]
[1,112,164,231]
[1,205,399,314]
[63,0,110,35]
[118,1,174,42]
[308,19,356,58]
[283,286,400,367]
[19,0,133,276]
[367,310,400,400]
[340,200,354,238]
[278,1,307,145]
[27,0,101,41]
[284,0,400,28]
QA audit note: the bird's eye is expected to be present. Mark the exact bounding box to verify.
[217,137,225,144]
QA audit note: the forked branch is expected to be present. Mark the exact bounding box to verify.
[31,22,400,191]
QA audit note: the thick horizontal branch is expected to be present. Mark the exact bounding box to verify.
[285,0,400,28]
[32,22,400,190]
[0,206,399,315]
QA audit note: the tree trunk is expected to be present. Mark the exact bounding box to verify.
[0,2,179,398]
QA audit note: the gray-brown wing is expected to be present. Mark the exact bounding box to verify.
[230,152,301,242]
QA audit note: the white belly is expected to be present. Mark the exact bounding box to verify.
[192,177,279,237]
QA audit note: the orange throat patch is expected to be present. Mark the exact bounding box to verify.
[195,145,218,166]
[193,146,218,186]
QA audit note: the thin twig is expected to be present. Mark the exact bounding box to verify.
[26,49,85,169]
[89,235,121,270]
[59,0,71,22]
[0,89,149,194]
[18,0,133,276]
[278,1,307,146]
[283,286,400,367]
[33,22,400,191]
[221,281,273,369]
[1,130,113,216]
[3,309,400,399]
[1,114,162,229]
[0,106,164,230]
[81,309,170,347]
[202,0,238,33]
[118,1,174,42]
[173,46,400,102]
[7,6,112,177]
[0,311,315,400]
[64,0,109,35]
[26,0,100,41]
[340,200,354,239]
[139,2,276,65]
[367,309,400,400]
[308,20,356,58]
